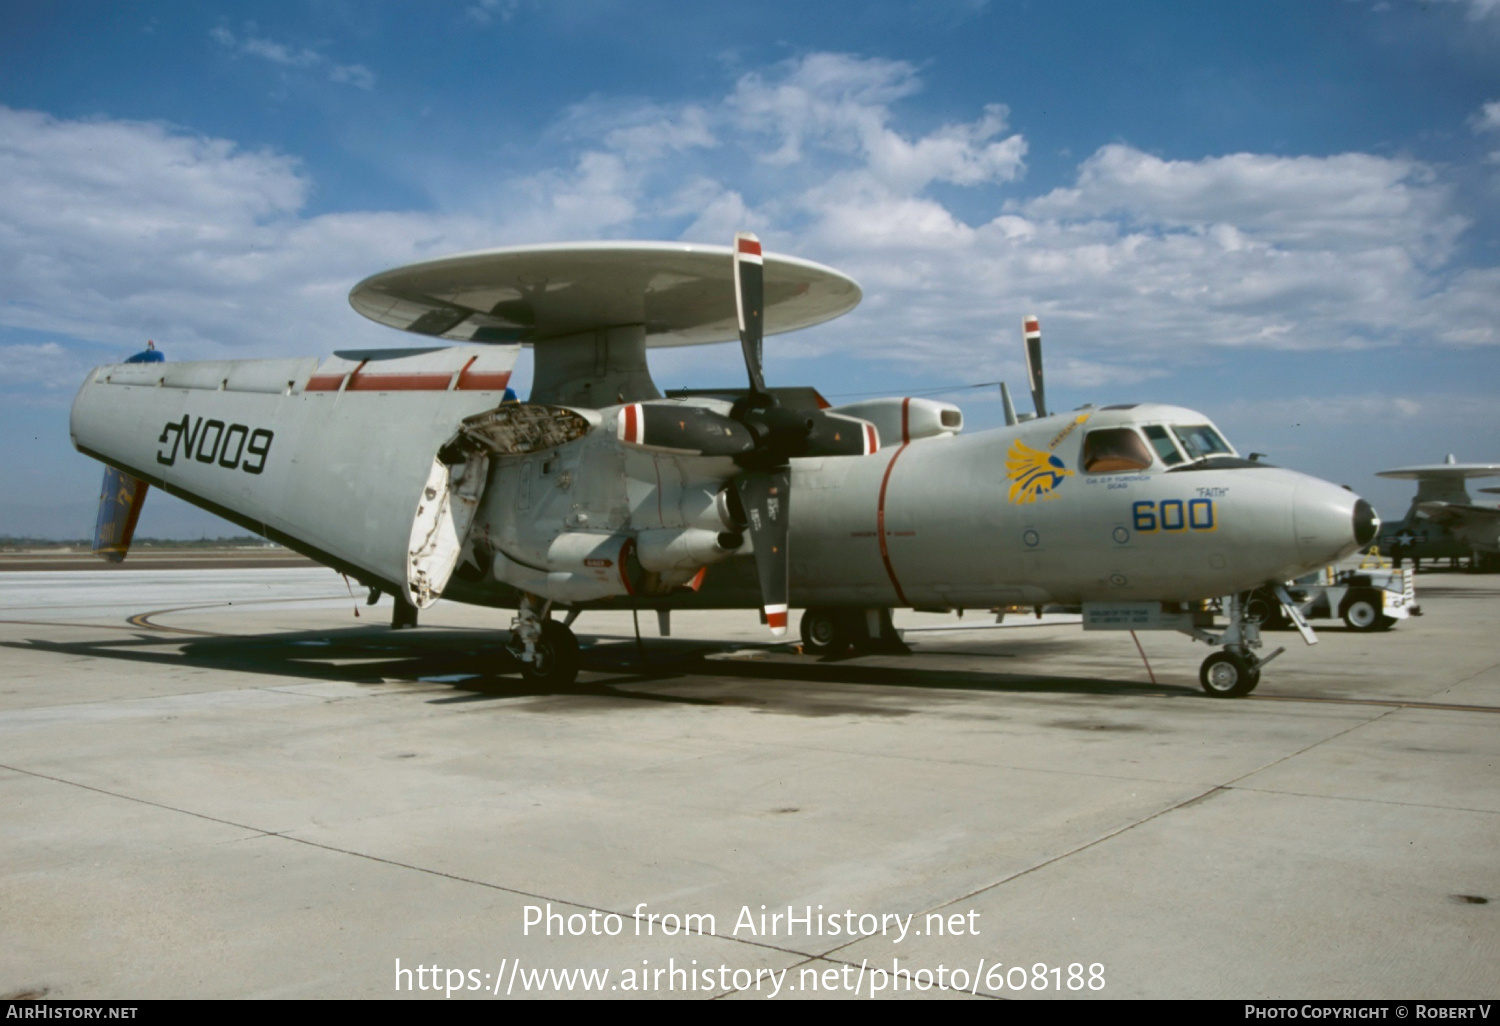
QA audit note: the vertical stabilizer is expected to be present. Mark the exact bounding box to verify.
[91,343,162,562]
[93,468,148,562]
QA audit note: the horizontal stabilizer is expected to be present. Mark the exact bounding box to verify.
[72,344,528,595]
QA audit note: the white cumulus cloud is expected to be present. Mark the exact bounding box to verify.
[0,50,1497,407]
[212,24,375,91]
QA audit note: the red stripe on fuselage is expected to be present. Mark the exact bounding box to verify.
[305,366,511,393]
[346,372,456,392]
[456,362,512,391]
[618,538,636,596]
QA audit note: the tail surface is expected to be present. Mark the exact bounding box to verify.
[90,343,162,562]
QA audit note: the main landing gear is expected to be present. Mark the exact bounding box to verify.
[799,608,909,657]
[509,594,581,688]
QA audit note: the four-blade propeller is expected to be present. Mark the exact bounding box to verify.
[615,232,878,635]
[728,232,880,635]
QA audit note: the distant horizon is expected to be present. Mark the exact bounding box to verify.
[0,534,284,548]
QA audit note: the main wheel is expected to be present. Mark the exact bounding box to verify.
[800,608,852,656]
[1244,589,1287,630]
[1341,592,1382,632]
[391,598,419,630]
[1200,650,1260,697]
[521,620,581,687]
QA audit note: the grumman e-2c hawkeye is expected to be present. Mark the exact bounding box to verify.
[71,235,1378,697]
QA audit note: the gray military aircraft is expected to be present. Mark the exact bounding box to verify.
[1374,457,1500,571]
[72,235,1378,697]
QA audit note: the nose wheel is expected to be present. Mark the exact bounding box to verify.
[1178,591,1290,697]
[1199,649,1261,697]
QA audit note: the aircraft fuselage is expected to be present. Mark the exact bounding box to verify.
[71,354,1372,617]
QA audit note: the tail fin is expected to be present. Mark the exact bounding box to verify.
[93,468,148,563]
[91,342,162,562]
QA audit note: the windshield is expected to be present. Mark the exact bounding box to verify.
[1170,424,1233,461]
[1142,425,1184,466]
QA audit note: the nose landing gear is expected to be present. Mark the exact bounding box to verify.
[1187,591,1288,698]
[1199,648,1261,698]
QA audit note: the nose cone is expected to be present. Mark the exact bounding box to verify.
[1353,498,1379,548]
[1294,478,1378,567]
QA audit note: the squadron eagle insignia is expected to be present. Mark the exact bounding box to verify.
[1006,439,1072,504]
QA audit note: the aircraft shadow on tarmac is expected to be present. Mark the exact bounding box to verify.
[2,625,1197,713]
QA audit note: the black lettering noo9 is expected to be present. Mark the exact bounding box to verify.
[157,416,272,474]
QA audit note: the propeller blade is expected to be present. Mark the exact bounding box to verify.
[734,467,790,635]
[1023,314,1046,418]
[93,467,148,563]
[616,402,755,457]
[733,232,768,398]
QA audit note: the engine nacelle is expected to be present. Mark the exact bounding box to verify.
[492,531,635,603]
[635,527,745,574]
[828,397,962,447]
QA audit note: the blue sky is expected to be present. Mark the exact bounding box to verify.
[2,0,1498,537]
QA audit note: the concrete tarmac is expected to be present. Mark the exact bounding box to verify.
[1,567,1496,999]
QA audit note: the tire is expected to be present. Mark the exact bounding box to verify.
[1245,589,1287,630]
[1341,592,1383,632]
[1200,650,1260,698]
[800,608,852,656]
[521,620,581,687]
[391,599,419,630]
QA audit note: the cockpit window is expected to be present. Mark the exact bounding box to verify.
[1170,424,1233,461]
[1081,428,1155,473]
[1142,425,1185,466]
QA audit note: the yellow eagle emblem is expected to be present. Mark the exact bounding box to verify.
[1006,439,1072,504]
